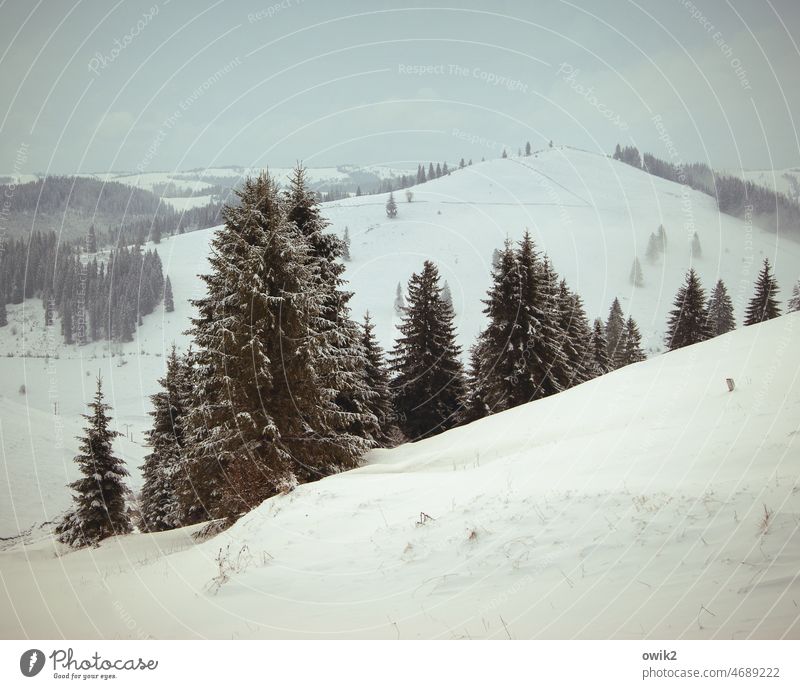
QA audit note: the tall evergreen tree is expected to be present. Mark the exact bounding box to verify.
[788,279,800,313]
[605,298,625,366]
[589,318,610,377]
[163,276,174,313]
[183,173,365,522]
[361,312,393,445]
[140,346,188,532]
[87,224,97,253]
[459,340,491,424]
[706,279,735,336]
[286,166,379,447]
[55,377,132,547]
[744,258,781,325]
[618,316,645,366]
[556,280,593,387]
[525,141,532,156]
[664,268,710,350]
[390,261,465,439]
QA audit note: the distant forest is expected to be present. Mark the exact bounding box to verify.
[613,144,800,239]
[0,176,224,245]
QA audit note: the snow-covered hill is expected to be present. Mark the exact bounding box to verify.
[1,146,799,537]
[1,315,798,639]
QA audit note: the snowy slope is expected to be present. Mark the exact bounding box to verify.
[1,147,799,536]
[1,315,798,639]
[328,147,800,354]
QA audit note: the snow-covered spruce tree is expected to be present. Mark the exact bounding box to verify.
[605,298,625,367]
[164,276,174,313]
[789,279,800,313]
[360,312,394,445]
[55,377,132,547]
[589,318,610,377]
[183,173,366,522]
[664,268,710,351]
[393,281,406,315]
[390,260,466,439]
[706,279,735,336]
[286,166,380,447]
[139,346,188,532]
[618,316,646,366]
[474,239,525,412]
[556,280,593,388]
[519,240,569,399]
[385,192,398,218]
[744,258,781,325]
[459,340,491,424]
[342,226,351,261]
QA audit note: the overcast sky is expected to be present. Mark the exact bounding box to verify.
[1,0,799,174]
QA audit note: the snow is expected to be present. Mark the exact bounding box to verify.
[0,314,798,639]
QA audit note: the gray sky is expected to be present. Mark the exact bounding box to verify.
[1,0,799,174]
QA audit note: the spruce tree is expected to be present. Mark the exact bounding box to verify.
[618,316,645,366]
[342,226,351,261]
[361,312,393,445]
[184,172,365,522]
[556,280,593,387]
[744,258,781,325]
[385,192,398,218]
[390,261,465,439]
[515,236,567,400]
[664,268,710,350]
[442,280,454,313]
[286,166,379,448]
[525,141,532,156]
[140,346,187,532]
[589,318,610,377]
[629,257,644,287]
[605,298,625,366]
[55,377,132,547]
[475,239,526,411]
[164,276,174,313]
[657,224,668,251]
[788,279,800,313]
[706,279,735,336]
[393,281,406,315]
[87,224,97,253]
[459,341,491,424]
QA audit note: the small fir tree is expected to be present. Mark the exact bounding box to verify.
[385,192,398,218]
[605,298,625,367]
[55,377,132,547]
[744,258,781,325]
[163,276,174,313]
[706,279,735,336]
[664,268,710,350]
